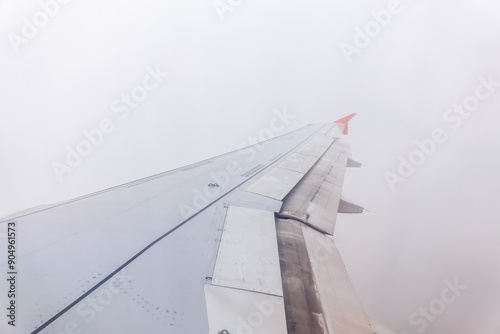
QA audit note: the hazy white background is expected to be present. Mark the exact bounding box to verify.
[1,0,499,333]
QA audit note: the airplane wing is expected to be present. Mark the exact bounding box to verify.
[0,115,394,334]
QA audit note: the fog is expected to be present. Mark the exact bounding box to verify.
[1,0,499,333]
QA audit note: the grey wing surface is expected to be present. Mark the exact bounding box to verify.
[0,118,394,334]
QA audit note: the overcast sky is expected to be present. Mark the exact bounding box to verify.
[1,0,499,333]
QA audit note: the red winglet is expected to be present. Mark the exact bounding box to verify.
[333,113,356,135]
